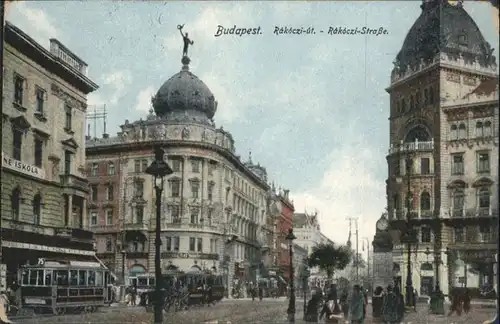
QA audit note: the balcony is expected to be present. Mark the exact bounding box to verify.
[60,174,89,192]
[452,208,496,218]
[420,210,434,218]
[388,140,434,155]
[124,221,148,231]
[91,224,119,233]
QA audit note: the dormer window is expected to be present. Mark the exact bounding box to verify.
[458,34,467,46]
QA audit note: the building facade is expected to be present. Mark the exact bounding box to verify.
[386,0,498,298]
[1,22,99,290]
[293,212,325,277]
[85,55,269,294]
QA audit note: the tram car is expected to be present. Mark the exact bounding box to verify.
[17,259,112,314]
[182,269,224,305]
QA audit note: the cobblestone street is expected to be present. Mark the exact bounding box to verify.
[12,299,497,324]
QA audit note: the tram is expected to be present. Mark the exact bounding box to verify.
[17,258,112,314]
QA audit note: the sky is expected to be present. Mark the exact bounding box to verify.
[7,1,499,254]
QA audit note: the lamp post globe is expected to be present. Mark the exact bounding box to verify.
[285,228,297,322]
[145,146,173,324]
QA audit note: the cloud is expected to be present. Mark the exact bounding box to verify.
[88,70,133,107]
[135,86,156,113]
[292,139,386,246]
[6,1,60,48]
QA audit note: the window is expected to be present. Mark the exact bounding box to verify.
[450,124,458,140]
[64,151,72,175]
[191,181,199,198]
[134,160,141,173]
[90,185,98,201]
[141,159,148,172]
[197,238,203,252]
[91,163,99,176]
[189,237,196,252]
[410,95,415,110]
[416,91,421,108]
[208,162,215,175]
[106,210,113,225]
[483,121,492,137]
[453,227,465,243]
[90,212,98,226]
[65,105,72,131]
[210,239,217,253]
[171,205,180,223]
[475,121,483,137]
[134,180,144,197]
[401,98,406,112]
[452,190,465,217]
[33,193,41,225]
[406,158,414,175]
[35,88,45,113]
[34,138,43,167]
[478,188,490,209]
[136,205,144,224]
[479,225,491,242]
[420,192,431,211]
[10,187,21,219]
[171,159,181,172]
[13,129,22,160]
[190,208,199,224]
[108,163,115,175]
[421,227,432,243]
[107,184,114,200]
[106,240,112,252]
[451,154,464,175]
[173,237,180,251]
[14,75,24,105]
[420,158,430,175]
[458,123,466,139]
[458,34,467,46]
[207,183,214,201]
[170,180,180,197]
[429,87,435,104]
[477,152,490,173]
[191,159,200,173]
[165,237,172,251]
[424,89,429,105]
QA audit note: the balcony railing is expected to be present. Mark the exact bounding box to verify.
[60,174,88,192]
[450,207,496,218]
[388,140,434,155]
[91,224,119,233]
[420,210,433,218]
[124,221,148,231]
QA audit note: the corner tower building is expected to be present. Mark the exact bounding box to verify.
[386,0,498,298]
[86,55,269,294]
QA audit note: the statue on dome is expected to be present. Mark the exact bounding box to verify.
[178,24,194,57]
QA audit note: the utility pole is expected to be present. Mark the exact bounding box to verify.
[346,217,359,283]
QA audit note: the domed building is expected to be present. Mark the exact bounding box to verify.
[85,55,270,293]
[386,0,498,299]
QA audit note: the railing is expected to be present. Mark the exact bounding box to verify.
[92,224,119,233]
[60,174,89,191]
[124,221,148,231]
[420,210,433,218]
[451,208,495,218]
[388,140,434,155]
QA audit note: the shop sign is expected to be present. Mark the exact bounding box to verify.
[2,152,46,180]
[2,241,95,256]
[161,252,218,260]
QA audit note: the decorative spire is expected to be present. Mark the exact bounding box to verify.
[248,151,253,164]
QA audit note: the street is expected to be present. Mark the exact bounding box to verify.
[12,299,497,324]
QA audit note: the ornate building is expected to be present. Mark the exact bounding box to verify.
[386,0,498,298]
[1,22,99,290]
[85,55,269,293]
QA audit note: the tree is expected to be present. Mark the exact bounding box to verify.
[352,253,366,268]
[307,243,351,279]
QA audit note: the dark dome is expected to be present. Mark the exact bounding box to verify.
[152,59,217,120]
[395,0,496,69]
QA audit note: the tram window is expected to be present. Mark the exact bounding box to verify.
[150,278,155,286]
[138,277,148,286]
[96,271,104,286]
[69,270,78,286]
[21,270,29,285]
[78,270,88,285]
[56,270,69,286]
[45,270,53,286]
[130,278,137,286]
[88,271,96,286]
[29,269,42,285]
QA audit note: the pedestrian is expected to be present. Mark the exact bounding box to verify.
[362,288,368,319]
[349,285,365,324]
[340,291,349,320]
[320,286,342,323]
[130,281,137,306]
[305,291,322,323]
[447,289,462,316]
[462,288,471,314]
[372,286,385,319]
[381,285,403,324]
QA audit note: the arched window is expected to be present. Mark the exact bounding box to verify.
[458,123,467,139]
[108,162,115,175]
[129,264,146,277]
[405,125,431,142]
[450,124,458,140]
[478,188,490,209]
[393,194,400,211]
[11,187,21,220]
[33,193,42,225]
[406,191,414,210]
[476,121,483,137]
[420,192,431,211]
[452,189,465,217]
[483,121,492,137]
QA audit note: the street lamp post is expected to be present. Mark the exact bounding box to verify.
[145,146,173,324]
[286,228,297,323]
[403,153,415,307]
